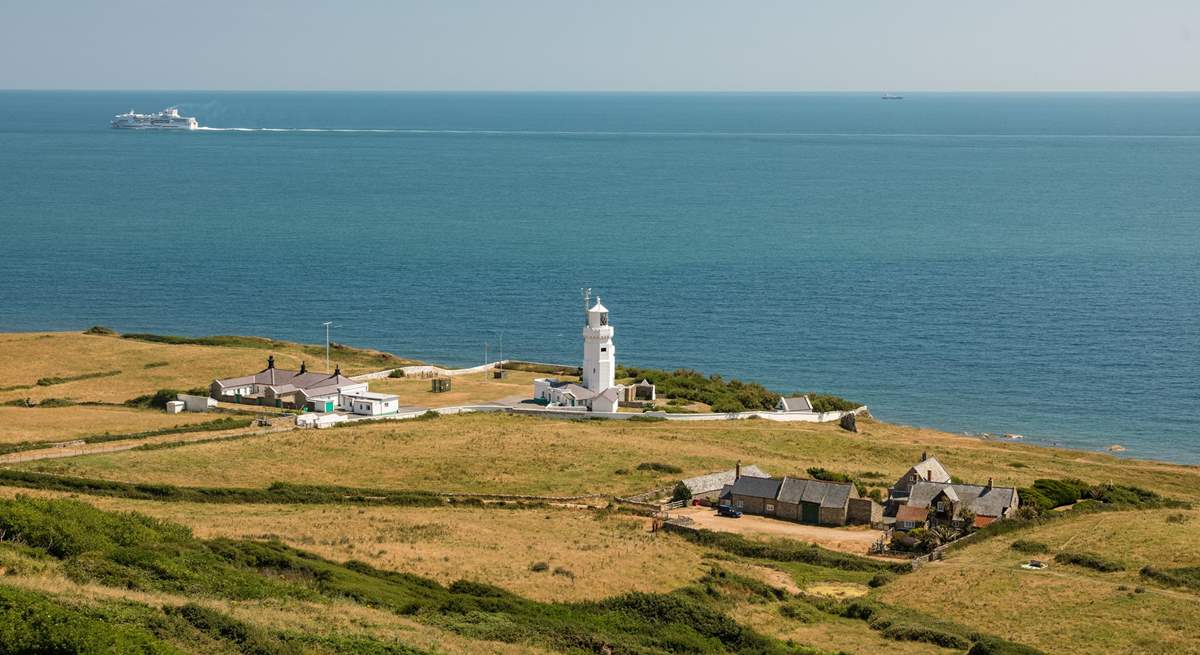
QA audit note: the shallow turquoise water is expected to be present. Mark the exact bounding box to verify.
[1,91,1197,462]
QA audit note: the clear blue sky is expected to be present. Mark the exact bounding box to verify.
[3,0,1199,91]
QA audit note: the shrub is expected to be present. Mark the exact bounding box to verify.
[778,601,824,623]
[627,414,666,422]
[36,369,121,387]
[1165,513,1190,524]
[636,462,682,474]
[671,481,693,503]
[1010,539,1049,554]
[968,635,1048,655]
[867,571,895,588]
[83,325,117,335]
[1054,551,1124,572]
[388,368,406,378]
[1030,479,1088,507]
[143,361,169,369]
[529,561,549,573]
[804,393,862,413]
[879,624,970,649]
[552,566,575,580]
[1140,565,1200,591]
[167,603,300,655]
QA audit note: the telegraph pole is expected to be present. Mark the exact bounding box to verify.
[323,322,333,371]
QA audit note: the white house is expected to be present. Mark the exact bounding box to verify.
[178,393,218,412]
[211,357,366,407]
[338,390,401,416]
[534,294,654,412]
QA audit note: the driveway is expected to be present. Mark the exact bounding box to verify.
[669,506,885,555]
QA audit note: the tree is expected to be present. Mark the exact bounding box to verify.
[671,481,693,503]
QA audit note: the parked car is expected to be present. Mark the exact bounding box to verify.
[716,504,742,518]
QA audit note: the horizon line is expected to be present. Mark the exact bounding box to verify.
[4,88,1200,94]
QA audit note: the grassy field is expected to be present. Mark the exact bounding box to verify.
[880,507,1200,654]
[0,331,416,405]
[0,405,218,444]
[25,412,1200,503]
[368,369,558,407]
[2,329,1198,654]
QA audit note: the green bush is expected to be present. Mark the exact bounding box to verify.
[627,414,666,422]
[803,393,863,413]
[167,603,300,655]
[867,571,895,588]
[879,624,970,649]
[1054,551,1124,572]
[0,585,177,654]
[1140,565,1200,591]
[672,481,693,503]
[1030,478,1088,507]
[968,635,1048,655]
[83,325,118,336]
[529,561,549,572]
[1010,540,1049,554]
[636,462,682,474]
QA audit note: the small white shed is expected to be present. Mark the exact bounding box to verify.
[178,394,218,412]
[165,400,185,414]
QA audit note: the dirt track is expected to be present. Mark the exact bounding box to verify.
[670,506,885,555]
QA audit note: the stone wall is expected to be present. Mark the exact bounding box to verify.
[848,497,882,525]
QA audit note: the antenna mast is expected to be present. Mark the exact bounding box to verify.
[582,287,591,324]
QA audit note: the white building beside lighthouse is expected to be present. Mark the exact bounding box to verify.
[533,293,655,413]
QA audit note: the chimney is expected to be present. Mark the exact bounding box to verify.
[735,460,741,480]
[334,364,342,376]
[299,361,307,374]
[267,355,275,369]
[920,450,927,462]
[926,470,932,481]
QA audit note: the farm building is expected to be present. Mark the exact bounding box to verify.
[894,479,1020,530]
[722,474,880,527]
[679,463,770,501]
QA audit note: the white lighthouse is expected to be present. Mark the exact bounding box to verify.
[582,297,616,392]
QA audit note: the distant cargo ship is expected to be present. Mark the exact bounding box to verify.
[111,107,198,130]
[881,94,904,100]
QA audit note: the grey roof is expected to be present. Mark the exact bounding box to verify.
[906,481,1018,517]
[777,477,855,509]
[908,457,951,484]
[559,383,598,400]
[729,475,783,500]
[681,465,770,496]
[216,368,360,394]
[778,396,813,412]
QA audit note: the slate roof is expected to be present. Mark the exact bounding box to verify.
[777,396,814,412]
[906,481,1018,517]
[215,368,360,394]
[681,465,770,496]
[777,477,855,509]
[728,476,783,500]
[896,457,952,488]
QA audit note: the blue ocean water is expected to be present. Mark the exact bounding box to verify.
[1,91,1197,463]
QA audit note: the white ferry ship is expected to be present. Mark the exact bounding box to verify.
[110,107,198,130]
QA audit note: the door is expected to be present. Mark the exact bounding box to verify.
[801,502,820,524]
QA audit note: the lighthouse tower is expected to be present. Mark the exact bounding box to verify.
[582,297,616,392]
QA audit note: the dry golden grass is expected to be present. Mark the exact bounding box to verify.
[879,508,1200,655]
[28,412,1200,504]
[368,369,556,407]
[0,486,704,603]
[0,405,220,445]
[0,332,404,405]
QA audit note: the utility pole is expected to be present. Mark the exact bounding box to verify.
[323,322,332,371]
[483,341,489,382]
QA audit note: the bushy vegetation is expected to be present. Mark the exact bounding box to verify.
[636,461,683,474]
[502,361,582,376]
[804,467,867,496]
[1009,539,1049,554]
[0,585,179,654]
[0,497,807,655]
[35,369,121,387]
[616,367,780,412]
[1018,478,1185,515]
[800,394,862,413]
[967,635,1048,655]
[83,325,118,335]
[0,471,442,507]
[1054,551,1125,572]
[1139,565,1200,591]
[671,481,693,502]
[124,388,209,409]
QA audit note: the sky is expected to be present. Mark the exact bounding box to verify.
[2,0,1199,91]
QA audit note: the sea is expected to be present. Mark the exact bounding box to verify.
[0,91,1197,463]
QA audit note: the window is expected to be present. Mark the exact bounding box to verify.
[599,312,608,326]
[601,347,607,352]
[936,501,945,512]
[736,500,744,509]
[765,504,774,512]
